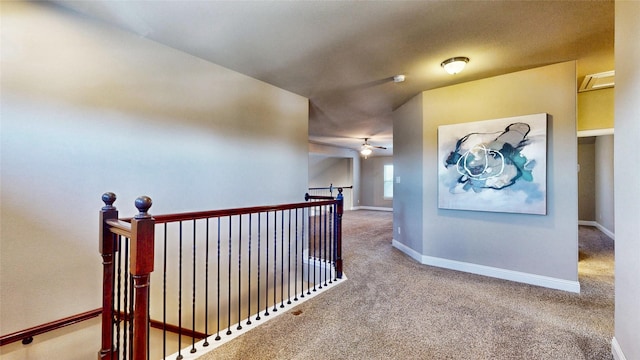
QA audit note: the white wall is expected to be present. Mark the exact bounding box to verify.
[578,137,596,221]
[613,2,640,359]
[394,62,579,292]
[308,156,352,190]
[308,142,361,208]
[595,135,615,234]
[392,93,424,254]
[309,154,354,209]
[0,0,308,338]
[578,134,615,237]
[360,156,393,209]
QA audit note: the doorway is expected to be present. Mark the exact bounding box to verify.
[577,131,615,238]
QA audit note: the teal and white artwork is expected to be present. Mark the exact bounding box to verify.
[438,113,547,215]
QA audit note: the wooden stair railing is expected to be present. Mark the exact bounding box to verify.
[0,308,102,347]
[307,184,352,199]
[99,193,155,360]
[98,191,343,360]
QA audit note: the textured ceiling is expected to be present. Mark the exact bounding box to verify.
[54,1,614,156]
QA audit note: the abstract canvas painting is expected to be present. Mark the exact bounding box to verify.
[438,113,547,215]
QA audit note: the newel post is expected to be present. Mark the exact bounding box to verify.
[99,193,118,360]
[335,188,344,279]
[130,196,154,360]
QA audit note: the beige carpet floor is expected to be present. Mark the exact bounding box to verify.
[197,211,614,360]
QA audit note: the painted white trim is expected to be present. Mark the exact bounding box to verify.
[392,239,423,263]
[302,249,341,283]
[612,337,628,360]
[358,206,393,212]
[596,224,615,240]
[167,258,347,359]
[578,220,615,240]
[578,220,598,227]
[577,128,614,137]
[392,239,580,293]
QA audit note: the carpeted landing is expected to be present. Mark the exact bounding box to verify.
[198,211,614,360]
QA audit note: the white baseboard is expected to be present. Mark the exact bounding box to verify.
[391,238,424,263]
[392,239,581,293]
[356,206,393,212]
[578,220,597,227]
[612,337,628,360]
[578,220,615,240]
[168,255,347,360]
[302,249,340,283]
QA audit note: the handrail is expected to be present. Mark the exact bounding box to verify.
[305,194,334,201]
[307,185,353,191]
[129,199,337,224]
[307,184,351,202]
[0,308,102,346]
[116,311,208,340]
[99,191,344,359]
[105,219,132,237]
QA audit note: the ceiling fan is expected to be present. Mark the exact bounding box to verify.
[360,138,387,158]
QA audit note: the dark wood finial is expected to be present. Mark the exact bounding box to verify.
[134,196,152,219]
[102,192,116,210]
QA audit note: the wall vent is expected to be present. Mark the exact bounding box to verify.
[579,70,615,92]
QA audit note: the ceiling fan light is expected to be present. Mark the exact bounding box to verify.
[441,57,469,75]
[360,147,373,156]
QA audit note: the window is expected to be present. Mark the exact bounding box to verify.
[383,164,393,199]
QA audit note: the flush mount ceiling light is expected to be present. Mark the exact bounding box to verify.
[393,74,406,83]
[441,56,469,75]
